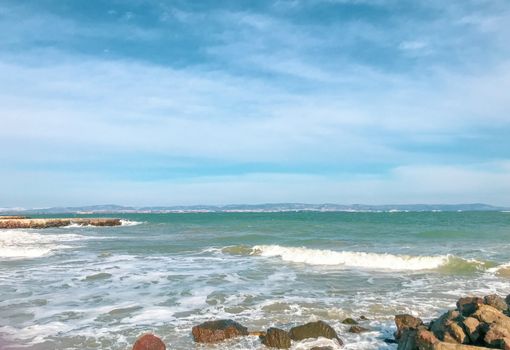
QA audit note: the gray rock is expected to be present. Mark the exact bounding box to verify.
[457,297,483,317]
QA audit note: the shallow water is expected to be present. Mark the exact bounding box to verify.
[1,212,510,349]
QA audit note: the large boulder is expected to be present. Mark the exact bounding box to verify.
[484,295,508,313]
[430,310,468,344]
[289,320,343,345]
[192,319,248,343]
[483,323,510,349]
[260,327,291,349]
[472,305,510,328]
[132,334,166,350]
[461,317,481,344]
[395,314,424,340]
[457,297,484,317]
[414,329,484,350]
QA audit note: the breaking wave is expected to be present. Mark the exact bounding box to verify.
[0,230,87,259]
[120,220,144,226]
[241,245,491,272]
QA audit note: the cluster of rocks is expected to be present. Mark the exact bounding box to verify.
[192,319,346,349]
[0,217,122,228]
[395,294,510,350]
[131,317,369,350]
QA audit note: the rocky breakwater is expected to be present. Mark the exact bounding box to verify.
[394,294,510,350]
[0,217,122,228]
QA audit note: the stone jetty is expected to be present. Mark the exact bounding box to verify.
[0,217,122,229]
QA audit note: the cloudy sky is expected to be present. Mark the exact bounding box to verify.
[1,0,510,207]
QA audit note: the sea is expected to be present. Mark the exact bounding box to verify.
[1,211,510,349]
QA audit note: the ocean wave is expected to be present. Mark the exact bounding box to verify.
[0,230,87,259]
[243,245,491,272]
[487,263,510,278]
[120,219,144,226]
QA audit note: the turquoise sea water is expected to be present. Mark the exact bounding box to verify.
[1,212,510,349]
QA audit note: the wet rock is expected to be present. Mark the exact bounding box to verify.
[132,334,166,350]
[461,317,480,343]
[457,297,484,317]
[342,317,358,325]
[349,325,369,333]
[384,338,398,344]
[416,329,440,350]
[359,315,369,321]
[289,320,343,345]
[0,218,121,229]
[395,314,423,340]
[260,328,291,349]
[484,295,508,313]
[192,319,248,343]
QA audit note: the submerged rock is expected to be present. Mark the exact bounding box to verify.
[289,320,343,345]
[349,325,369,333]
[132,334,165,350]
[260,327,291,349]
[342,317,358,325]
[192,319,248,343]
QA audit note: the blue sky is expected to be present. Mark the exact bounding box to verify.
[1,0,510,207]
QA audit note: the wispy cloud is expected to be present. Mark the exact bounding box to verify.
[0,0,509,206]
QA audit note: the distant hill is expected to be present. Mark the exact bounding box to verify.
[0,203,507,214]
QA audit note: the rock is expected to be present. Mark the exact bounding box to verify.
[342,317,358,325]
[484,295,508,312]
[132,334,166,350]
[349,325,369,333]
[506,295,510,307]
[461,317,481,344]
[484,323,510,349]
[457,297,484,317]
[416,329,440,350]
[398,329,418,350]
[472,305,510,328]
[360,315,369,321]
[192,319,248,343]
[260,328,291,349]
[429,310,468,344]
[395,314,424,340]
[384,338,399,344]
[289,320,343,345]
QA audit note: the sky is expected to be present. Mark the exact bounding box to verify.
[1,0,510,207]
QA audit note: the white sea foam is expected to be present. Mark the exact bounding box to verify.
[0,230,87,259]
[120,219,144,226]
[251,245,449,270]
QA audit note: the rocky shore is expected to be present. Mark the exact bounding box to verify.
[130,293,510,350]
[0,217,122,228]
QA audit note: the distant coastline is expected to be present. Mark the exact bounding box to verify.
[1,203,508,215]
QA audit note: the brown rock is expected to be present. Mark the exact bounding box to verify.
[289,320,343,345]
[484,295,508,312]
[462,317,481,343]
[484,323,510,349]
[430,310,463,343]
[192,319,248,343]
[260,328,291,349]
[132,334,166,350]
[0,218,121,229]
[349,325,370,333]
[472,305,510,328]
[457,297,484,317]
[416,329,440,350]
[395,314,423,340]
